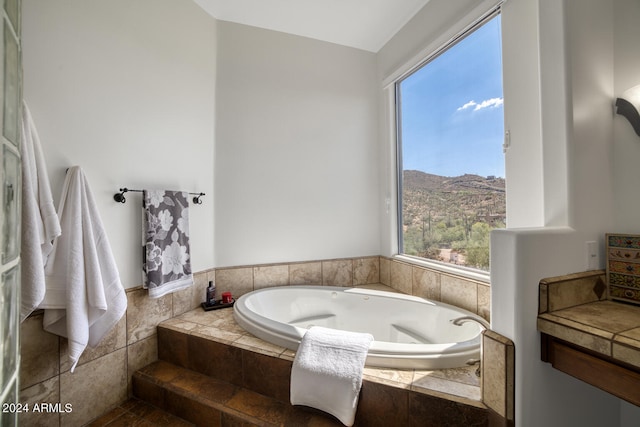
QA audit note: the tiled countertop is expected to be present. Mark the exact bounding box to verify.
[537,270,640,370]
[538,300,640,368]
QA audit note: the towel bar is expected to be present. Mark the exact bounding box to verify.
[114,188,205,204]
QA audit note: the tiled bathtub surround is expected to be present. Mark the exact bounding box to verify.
[213,256,382,298]
[19,255,495,426]
[214,256,491,322]
[380,257,491,320]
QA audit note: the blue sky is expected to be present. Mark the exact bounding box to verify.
[399,15,504,178]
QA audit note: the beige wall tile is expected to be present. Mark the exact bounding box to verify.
[126,288,173,345]
[412,371,481,402]
[412,266,440,301]
[390,260,412,294]
[541,270,606,312]
[20,313,60,389]
[539,283,548,314]
[322,259,353,286]
[354,257,380,285]
[215,267,254,298]
[612,342,640,369]
[482,330,515,422]
[379,257,391,285]
[173,270,209,316]
[289,262,322,285]
[60,315,126,373]
[537,317,612,356]
[172,284,194,316]
[477,284,491,322]
[617,326,640,347]
[548,277,606,311]
[60,348,128,427]
[127,334,159,393]
[441,275,478,314]
[254,264,289,289]
[19,376,60,427]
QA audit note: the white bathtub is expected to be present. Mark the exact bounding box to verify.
[233,285,485,370]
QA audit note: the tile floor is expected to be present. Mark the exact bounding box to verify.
[85,398,194,426]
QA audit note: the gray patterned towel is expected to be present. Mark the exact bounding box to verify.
[142,190,193,298]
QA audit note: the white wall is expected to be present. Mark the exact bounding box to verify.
[22,0,217,288]
[214,21,380,267]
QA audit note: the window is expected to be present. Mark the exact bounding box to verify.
[396,13,504,272]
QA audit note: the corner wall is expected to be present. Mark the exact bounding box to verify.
[214,21,380,267]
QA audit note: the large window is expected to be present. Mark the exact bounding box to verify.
[396,13,504,272]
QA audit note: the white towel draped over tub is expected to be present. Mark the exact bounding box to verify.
[290,326,373,426]
[142,190,193,298]
[42,166,127,372]
[20,101,61,321]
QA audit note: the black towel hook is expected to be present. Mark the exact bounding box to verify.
[113,188,129,203]
[192,193,205,205]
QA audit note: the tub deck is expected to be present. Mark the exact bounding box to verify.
[160,299,483,407]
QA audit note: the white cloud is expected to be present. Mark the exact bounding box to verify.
[475,97,503,110]
[457,97,503,112]
[457,100,477,111]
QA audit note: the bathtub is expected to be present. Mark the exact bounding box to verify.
[233,285,485,370]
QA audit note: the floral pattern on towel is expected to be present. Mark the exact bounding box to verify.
[143,190,191,291]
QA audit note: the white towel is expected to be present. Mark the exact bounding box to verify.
[41,166,127,372]
[19,101,62,321]
[290,326,373,426]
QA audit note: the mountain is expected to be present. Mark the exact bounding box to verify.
[401,170,506,226]
[403,170,505,194]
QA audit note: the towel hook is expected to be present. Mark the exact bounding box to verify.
[192,193,205,205]
[113,188,128,203]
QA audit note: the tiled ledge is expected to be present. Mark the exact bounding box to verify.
[537,270,640,406]
[538,301,640,369]
[537,270,640,369]
[160,304,485,409]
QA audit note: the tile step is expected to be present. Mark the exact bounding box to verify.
[132,360,342,427]
[153,317,489,426]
